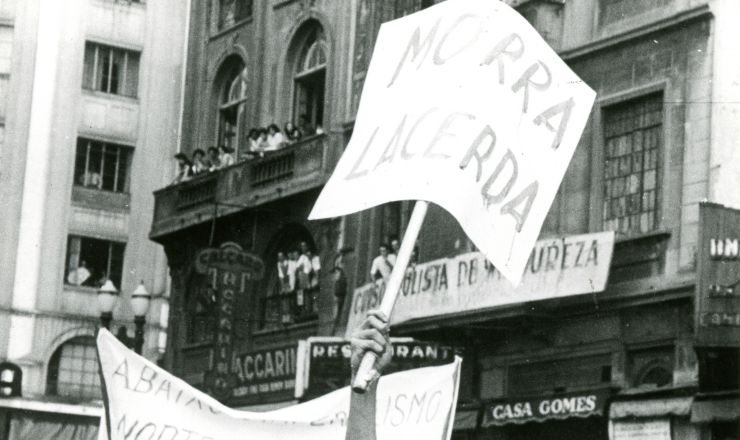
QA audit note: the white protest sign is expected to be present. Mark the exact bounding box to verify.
[346,231,614,334]
[309,0,596,285]
[96,329,461,440]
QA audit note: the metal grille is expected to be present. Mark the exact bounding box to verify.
[602,94,663,237]
[47,337,101,401]
[250,152,295,187]
[176,177,216,210]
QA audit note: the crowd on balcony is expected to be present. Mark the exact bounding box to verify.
[271,241,322,324]
[370,238,419,287]
[171,117,325,185]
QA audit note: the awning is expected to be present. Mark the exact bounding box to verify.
[691,398,740,423]
[454,409,479,430]
[610,396,693,419]
[482,390,610,427]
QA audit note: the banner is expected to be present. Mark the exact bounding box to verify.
[347,231,614,333]
[695,202,740,346]
[97,329,461,440]
[300,337,461,398]
[309,0,596,285]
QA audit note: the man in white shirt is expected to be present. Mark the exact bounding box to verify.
[67,260,91,286]
[370,244,393,282]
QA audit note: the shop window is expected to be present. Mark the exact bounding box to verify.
[217,64,248,157]
[217,0,252,30]
[74,138,133,193]
[293,23,327,134]
[698,347,740,392]
[82,42,140,98]
[602,94,663,237]
[46,336,101,401]
[65,235,125,289]
[627,346,674,389]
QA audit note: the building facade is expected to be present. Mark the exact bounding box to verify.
[0,0,188,437]
[152,0,740,439]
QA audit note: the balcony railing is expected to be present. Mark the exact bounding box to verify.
[261,289,319,329]
[151,134,332,239]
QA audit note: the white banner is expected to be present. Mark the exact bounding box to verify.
[97,329,461,440]
[309,0,596,285]
[346,231,614,335]
[611,419,671,440]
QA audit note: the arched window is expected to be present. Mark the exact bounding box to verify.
[293,24,327,134]
[46,336,101,401]
[261,225,319,330]
[218,64,248,158]
[635,361,673,388]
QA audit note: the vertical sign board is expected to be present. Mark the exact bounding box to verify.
[696,203,740,346]
[195,242,265,399]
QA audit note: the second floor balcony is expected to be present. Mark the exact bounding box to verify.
[151,134,333,240]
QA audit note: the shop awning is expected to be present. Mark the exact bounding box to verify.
[482,390,610,427]
[453,409,479,430]
[610,396,693,419]
[691,398,740,423]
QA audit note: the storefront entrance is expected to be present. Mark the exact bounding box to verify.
[505,417,607,440]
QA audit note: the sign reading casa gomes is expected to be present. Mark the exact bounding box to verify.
[231,344,298,405]
[482,390,609,426]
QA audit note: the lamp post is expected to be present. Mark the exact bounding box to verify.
[97,280,119,330]
[131,282,151,355]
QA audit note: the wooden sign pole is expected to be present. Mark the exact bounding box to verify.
[352,200,429,392]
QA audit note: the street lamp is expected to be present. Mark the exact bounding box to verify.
[131,281,151,355]
[97,279,119,330]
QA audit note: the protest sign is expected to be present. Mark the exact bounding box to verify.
[346,231,614,333]
[96,329,461,440]
[309,0,596,285]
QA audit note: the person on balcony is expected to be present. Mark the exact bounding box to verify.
[298,114,314,137]
[172,152,192,184]
[206,147,221,171]
[245,129,263,158]
[67,260,91,286]
[284,122,302,143]
[370,244,393,285]
[265,123,286,151]
[297,242,321,314]
[219,145,235,168]
[191,149,207,175]
[277,251,295,294]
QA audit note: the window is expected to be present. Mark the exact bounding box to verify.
[600,0,671,26]
[218,65,248,157]
[65,235,125,289]
[602,94,662,237]
[74,138,133,193]
[627,346,674,389]
[82,42,140,98]
[218,0,252,30]
[293,24,327,132]
[47,336,101,401]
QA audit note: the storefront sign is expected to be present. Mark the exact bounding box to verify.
[482,390,609,426]
[300,338,460,398]
[195,242,264,399]
[346,231,614,333]
[230,345,298,405]
[695,203,740,346]
[611,419,670,440]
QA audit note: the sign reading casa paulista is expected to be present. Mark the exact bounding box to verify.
[483,390,609,426]
[346,231,614,332]
[195,242,264,399]
[309,0,596,285]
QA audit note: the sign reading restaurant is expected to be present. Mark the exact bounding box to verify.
[346,231,615,333]
[696,202,740,346]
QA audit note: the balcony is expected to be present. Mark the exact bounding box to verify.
[150,134,333,240]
